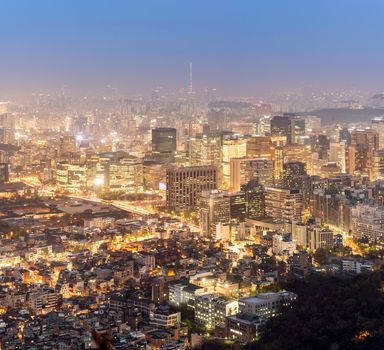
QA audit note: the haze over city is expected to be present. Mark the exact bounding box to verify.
[2,0,384,97]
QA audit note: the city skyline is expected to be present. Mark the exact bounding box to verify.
[2,2,384,349]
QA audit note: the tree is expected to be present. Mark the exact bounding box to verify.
[314,248,328,266]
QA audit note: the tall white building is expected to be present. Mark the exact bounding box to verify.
[272,234,296,255]
[238,291,297,318]
[195,294,238,329]
[351,204,384,242]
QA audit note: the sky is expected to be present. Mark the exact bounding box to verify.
[1,0,384,97]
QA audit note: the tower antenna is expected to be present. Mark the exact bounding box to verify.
[188,62,193,94]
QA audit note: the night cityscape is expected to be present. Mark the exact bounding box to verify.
[1,1,384,349]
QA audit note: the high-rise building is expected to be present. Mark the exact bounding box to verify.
[56,162,87,191]
[241,181,266,219]
[222,137,247,187]
[274,144,312,182]
[246,136,273,159]
[59,136,77,156]
[151,127,177,162]
[311,134,330,160]
[372,117,384,149]
[199,190,230,236]
[350,129,379,178]
[166,165,217,211]
[228,192,247,223]
[265,187,303,223]
[271,115,293,142]
[270,115,304,144]
[373,150,384,181]
[0,128,14,144]
[230,157,274,191]
[0,163,9,183]
[105,155,144,193]
[143,160,167,191]
[0,113,15,129]
[350,204,384,242]
[253,116,271,135]
[283,162,307,190]
[339,128,351,145]
[329,142,346,173]
[304,116,321,134]
[189,133,222,182]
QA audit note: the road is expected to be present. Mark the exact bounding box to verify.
[69,195,201,232]
[327,223,363,255]
[13,175,200,232]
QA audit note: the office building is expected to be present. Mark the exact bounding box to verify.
[373,150,384,181]
[342,259,374,274]
[166,165,217,211]
[265,187,303,223]
[283,162,307,190]
[246,136,273,159]
[372,117,384,149]
[189,133,222,166]
[59,135,77,156]
[225,313,263,342]
[228,191,247,223]
[199,190,230,236]
[350,129,379,178]
[222,137,247,187]
[271,115,304,144]
[230,157,274,191]
[151,127,177,162]
[350,204,384,242]
[238,291,297,318]
[329,142,347,173]
[241,181,266,219]
[195,294,238,329]
[0,163,9,183]
[307,226,334,250]
[272,234,296,255]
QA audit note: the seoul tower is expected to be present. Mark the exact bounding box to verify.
[188,62,193,94]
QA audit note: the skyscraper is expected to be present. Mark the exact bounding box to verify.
[199,190,230,236]
[283,162,307,190]
[329,142,347,173]
[166,165,217,211]
[241,181,266,219]
[265,187,303,224]
[372,117,384,149]
[152,127,177,162]
[270,114,304,145]
[189,133,222,183]
[222,137,247,187]
[350,129,379,179]
[0,163,9,183]
[230,157,274,191]
[246,136,273,159]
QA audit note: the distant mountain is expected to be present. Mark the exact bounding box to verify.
[371,94,384,100]
[208,100,252,109]
[299,108,384,124]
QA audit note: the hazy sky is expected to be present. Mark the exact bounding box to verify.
[1,0,384,97]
